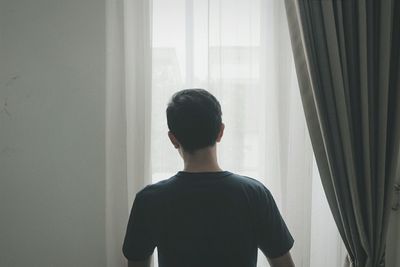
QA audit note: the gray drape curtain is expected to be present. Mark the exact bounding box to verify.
[284,1,400,266]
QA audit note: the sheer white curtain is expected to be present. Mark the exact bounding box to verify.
[106,0,152,266]
[106,0,346,266]
[151,0,346,265]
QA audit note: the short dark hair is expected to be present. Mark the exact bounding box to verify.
[166,88,223,154]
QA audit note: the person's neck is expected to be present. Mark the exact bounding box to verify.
[181,146,223,173]
[182,164,223,173]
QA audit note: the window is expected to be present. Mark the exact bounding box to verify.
[149,0,346,266]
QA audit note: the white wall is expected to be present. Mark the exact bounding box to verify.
[0,0,106,266]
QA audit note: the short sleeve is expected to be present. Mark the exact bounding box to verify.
[254,185,294,258]
[122,191,157,261]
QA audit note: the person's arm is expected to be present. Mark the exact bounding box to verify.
[267,251,295,267]
[254,184,295,265]
[128,255,152,267]
[123,189,157,264]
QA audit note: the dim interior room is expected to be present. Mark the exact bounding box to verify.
[0,0,399,267]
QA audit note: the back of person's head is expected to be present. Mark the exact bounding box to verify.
[166,88,223,155]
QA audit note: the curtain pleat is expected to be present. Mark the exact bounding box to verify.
[106,0,152,266]
[284,0,400,266]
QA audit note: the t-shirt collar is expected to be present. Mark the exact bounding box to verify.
[176,170,232,178]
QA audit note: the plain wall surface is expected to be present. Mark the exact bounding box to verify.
[0,0,106,266]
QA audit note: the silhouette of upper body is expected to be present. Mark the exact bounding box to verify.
[123,89,295,267]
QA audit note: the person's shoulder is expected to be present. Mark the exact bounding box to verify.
[225,172,271,194]
[135,175,177,200]
[228,172,267,187]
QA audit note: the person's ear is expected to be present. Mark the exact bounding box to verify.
[168,131,180,149]
[216,122,225,142]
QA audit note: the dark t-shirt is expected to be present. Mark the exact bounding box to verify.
[122,171,294,267]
